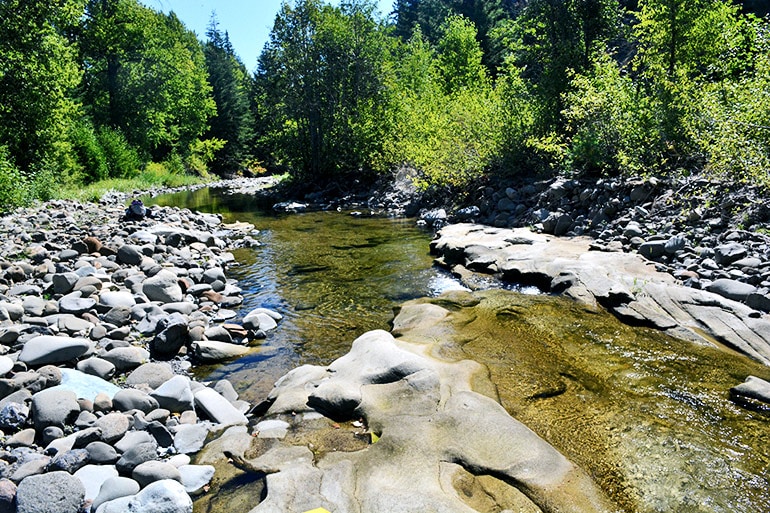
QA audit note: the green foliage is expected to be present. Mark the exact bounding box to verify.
[204,17,255,175]
[0,147,29,211]
[256,0,393,182]
[562,51,663,175]
[438,15,488,93]
[81,1,216,160]
[97,127,142,178]
[0,0,84,173]
[386,24,503,188]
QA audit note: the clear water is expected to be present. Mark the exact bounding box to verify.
[145,187,467,402]
[146,186,770,513]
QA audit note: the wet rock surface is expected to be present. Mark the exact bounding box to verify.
[0,194,282,512]
[431,223,770,365]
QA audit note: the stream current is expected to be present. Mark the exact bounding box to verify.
[146,186,770,513]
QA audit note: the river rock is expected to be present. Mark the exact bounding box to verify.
[173,424,209,454]
[18,335,90,366]
[76,357,116,380]
[714,243,748,265]
[112,389,159,414]
[242,312,277,332]
[74,464,119,504]
[98,479,192,513]
[117,245,143,266]
[31,388,79,431]
[178,465,214,495]
[91,476,141,513]
[132,461,182,488]
[705,279,757,302]
[0,356,13,378]
[0,479,16,513]
[85,441,119,464]
[16,471,85,513]
[0,402,28,431]
[142,270,183,304]
[95,412,130,444]
[99,291,137,311]
[151,375,195,413]
[151,313,189,358]
[126,362,174,389]
[115,441,159,475]
[59,292,97,315]
[192,340,249,363]
[48,448,89,473]
[100,346,150,372]
[193,388,247,426]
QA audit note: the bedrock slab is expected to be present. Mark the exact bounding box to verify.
[230,328,616,513]
[431,223,770,365]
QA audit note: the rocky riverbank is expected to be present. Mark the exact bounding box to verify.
[0,195,283,512]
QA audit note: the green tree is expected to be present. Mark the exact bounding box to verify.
[204,16,255,175]
[498,0,619,132]
[256,0,392,182]
[81,0,215,160]
[437,15,488,93]
[0,0,84,173]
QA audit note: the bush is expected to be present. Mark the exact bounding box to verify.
[70,120,109,182]
[97,127,142,179]
[0,147,28,212]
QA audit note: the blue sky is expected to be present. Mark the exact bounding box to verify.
[143,0,396,72]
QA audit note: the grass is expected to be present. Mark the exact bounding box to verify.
[55,166,210,202]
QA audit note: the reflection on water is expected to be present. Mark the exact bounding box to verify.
[145,187,461,402]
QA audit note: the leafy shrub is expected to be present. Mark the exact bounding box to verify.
[70,119,109,181]
[0,146,28,211]
[97,127,142,179]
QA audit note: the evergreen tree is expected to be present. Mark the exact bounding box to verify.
[204,15,255,175]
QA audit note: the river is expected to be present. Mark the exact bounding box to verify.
[146,185,770,513]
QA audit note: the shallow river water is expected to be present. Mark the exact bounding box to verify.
[146,186,770,513]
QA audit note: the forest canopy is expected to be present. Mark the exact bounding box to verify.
[1,0,769,208]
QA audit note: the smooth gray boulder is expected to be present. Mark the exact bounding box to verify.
[706,279,757,302]
[0,356,13,377]
[114,430,156,454]
[242,312,278,332]
[115,441,159,475]
[173,424,209,454]
[16,471,85,513]
[126,362,175,389]
[142,270,183,304]
[99,291,136,310]
[151,375,195,413]
[178,465,214,495]
[117,245,143,266]
[31,388,79,431]
[151,313,189,358]
[132,461,182,488]
[112,389,159,414]
[100,346,150,372]
[91,476,140,513]
[95,412,131,444]
[98,479,192,513]
[76,357,116,380]
[18,335,90,366]
[59,292,97,315]
[74,464,119,503]
[714,242,748,265]
[85,441,119,464]
[192,340,249,363]
[52,272,79,294]
[193,388,247,426]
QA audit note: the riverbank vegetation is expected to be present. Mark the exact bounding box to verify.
[1,0,769,211]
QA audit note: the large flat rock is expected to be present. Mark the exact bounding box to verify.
[431,223,770,365]
[232,329,615,513]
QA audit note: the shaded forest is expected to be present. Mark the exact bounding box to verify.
[1,0,769,208]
